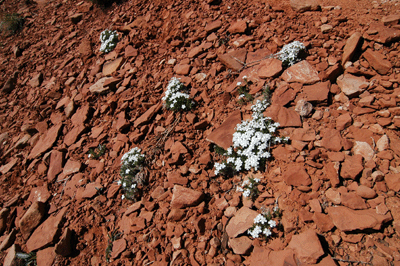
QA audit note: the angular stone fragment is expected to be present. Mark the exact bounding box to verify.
[283,164,311,187]
[171,185,204,209]
[281,61,320,85]
[55,228,72,256]
[133,103,162,128]
[356,185,377,199]
[36,247,56,266]
[337,74,369,97]
[353,141,374,161]
[26,208,67,252]
[28,124,63,159]
[321,128,342,152]
[385,173,400,192]
[290,0,320,12]
[228,20,247,34]
[263,105,302,128]
[342,32,362,66]
[341,155,363,180]
[47,150,64,182]
[207,110,241,150]
[362,49,392,75]
[327,206,392,232]
[382,14,400,26]
[89,77,109,94]
[205,20,222,33]
[302,81,330,104]
[288,229,324,264]
[340,192,368,210]
[103,57,124,76]
[19,201,46,240]
[229,236,252,255]
[174,64,191,75]
[257,58,282,78]
[226,207,258,238]
[218,49,247,72]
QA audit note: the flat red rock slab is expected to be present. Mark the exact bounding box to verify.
[206,110,241,150]
[28,123,63,159]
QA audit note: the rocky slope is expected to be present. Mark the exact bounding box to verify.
[1,0,400,265]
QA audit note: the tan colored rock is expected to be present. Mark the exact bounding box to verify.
[102,57,124,76]
[337,73,369,97]
[170,185,204,209]
[207,110,241,150]
[288,229,325,264]
[229,236,252,255]
[342,32,362,66]
[376,135,389,152]
[281,61,320,85]
[225,207,258,238]
[363,49,392,75]
[290,0,320,12]
[326,206,392,232]
[353,141,374,161]
[356,185,377,199]
[385,173,400,192]
[283,164,311,186]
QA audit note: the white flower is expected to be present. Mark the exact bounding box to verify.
[243,189,251,198]
[238,94,245,99]
[242,76,247,79]
[268,220,277,228]
[254,214,268,224]
[236,82,242,86]
[276,41,306,66]
[248,225,262,238]
[263,228,272,237]
[116,180,121,185]
[88,154,92,158]
[254,178,260,183]
[121,195,125,200]
[131,183,136,189]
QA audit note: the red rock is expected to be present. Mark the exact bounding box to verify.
[341,192,368,210]
[36,247,56,266]
[363,24,400,44]
[71,104,89,126]
[19,201,46,240]
[313,212,334,232]
[290,128,316,142]
[386,197,400,233]
[341,155,363,180]
[188,46,203,58]
[257,58,282,78]
[290,0,320,12]
[124,45,137,57]
[3,244,20,266]
[63,159,81,176]
[302,81,330,105]
[111,238,126,259]
[2,71,18,93]
[342,32,362,66]
[382,14,400,26]
[205,20,222,33]
[229,236,252,255]
[325,188,341,204]
[321,128,343,152]
[103,57,124,76]
[170,185,203,209]
[29,72,43,87]
[376,135,389,152]
[26,207,67,252]
[64,124,86,146]
[385,173,400,192]
[336,113,352,131]
[226,207,258,238]
[271,85,296,106]
[228,20,247,34]
[47,150,64,182]
[82,182,103,198]
[288,229,325,264]
[70,13,83,24]
[283,164,311,187]
[78,38,92,58]
[0,229,16,251]
[115,111,129,132]
[326,206,392,232]
[174,63,191,75]
[249,247,297,266]
[28,123,63,159]
[357,185,377,199]
[133,103,162,128]
[207,110,242,150]
[362,49,392,75]
[168,208,186,221]
[263,105,302,127]
[218,49,247,72]
[55,228,72,256]
[281,61,320,85]
[89,77,109,94]
[336,73,369,97]
[0,157,18,175]
[27,186,51,203]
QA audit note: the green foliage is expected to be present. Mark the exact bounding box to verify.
[237,177,260,201]
[237,77,253,105]
[88,144,106,159]
[99,29,118,53]
[119,147,146,200]
[0,13,24,35]
[16,252,37,266]
[214,145,226,155]
[105,228,121,262]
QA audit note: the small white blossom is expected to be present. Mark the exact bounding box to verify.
[243,189,251,198]
[116,180,121,185]
[263,228,272,237]
[268,220,277,228]
[236,82,242,86]
[121,195,125,200]
[242,76,247,79]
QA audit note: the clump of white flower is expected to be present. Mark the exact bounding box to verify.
[100,29,118,53]
[248,208,280,240]
[214,99,289,176]
[236,177,260,200]
[119,147,145,200]
[162,77,193,112]
[275,41,306,67]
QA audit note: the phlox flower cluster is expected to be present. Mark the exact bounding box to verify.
[162,77,193,112]
[214,99,289,175]
[119,147,145,200]
[236,177,260,200]
[275,41,306,67]
[99,29,118,53]
[248,212,278,239]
